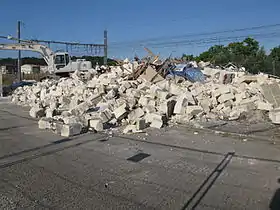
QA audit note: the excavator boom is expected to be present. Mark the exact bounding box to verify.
[0,43,54,68]
[0,42,91,76]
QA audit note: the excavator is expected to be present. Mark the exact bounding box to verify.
[0,41,93,77]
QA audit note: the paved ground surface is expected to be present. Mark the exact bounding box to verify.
[1,98,280,209]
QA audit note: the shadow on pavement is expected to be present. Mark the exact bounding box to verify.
[181,152,235,210]
[269,179,280,210]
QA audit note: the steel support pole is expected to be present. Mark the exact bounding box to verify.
[17,21,22,81]
[104,30,108,66]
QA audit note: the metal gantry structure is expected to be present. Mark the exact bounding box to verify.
[29,30,108,63]
[0,26,108,81]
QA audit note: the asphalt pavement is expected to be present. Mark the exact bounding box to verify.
[0,98,280,209]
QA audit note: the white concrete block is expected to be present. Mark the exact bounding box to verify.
[99,109,112,123]
[269,109,280,124]
[228,110,241,121]
[138,82,151,91]
[89,119,103,131]
[156,90,171,101]
[199,98,211,112]
[217,93,235,104]
[126,97,137,109]
[173,114,193,124]
[123,124,137,134]
[46,108,55,118]
[148,99,156,107]
[128,107,145,123]
[158,99,176,118]
[61,123,82,137]
[224,100,233,108]
[257,101,273,111]
[185,105,203,116]
[150,84,161,95]
[113,103,128,120]
[29,107,45,118]
[148,113,166,129]
[150,119,163,129]
[139,96,149,107]
[38,117,52,129]
[220,106,232,117]
[169,83,183,95]
[63,116,79,124]
[212,86,231,98]
[70,101,90,115]
[174,96,188,114]
[144,105,156,113]
[105,89,117,100]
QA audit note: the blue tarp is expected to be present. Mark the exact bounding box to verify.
[167,65,205,82]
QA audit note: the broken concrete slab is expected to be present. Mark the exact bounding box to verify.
[150,114,167,129]
[127,107,145,123]
[185,105,204,116]
[174,96,188,114]
[60,123,82,137]
[62,116,79,125]
[269,108,280,124]
[139,65,164,83]
[113,103,128,120]
[99,109,112,123]
[158,99,176,118]
[38,117,52,129]
[123,124,137,134]
[212,86,231,98]
[199,98,211,113]
[89,119,103,131]
[256,101,273,111]
[217,93,235,104]
[29,107,45,118]
[261,83,280,108]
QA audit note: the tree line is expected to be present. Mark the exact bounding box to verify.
[182,37,280,75]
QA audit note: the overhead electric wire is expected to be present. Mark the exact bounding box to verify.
[109,30,280,51]
[110,23,280,46]
[149,31,280,47]
[152,32,280,49]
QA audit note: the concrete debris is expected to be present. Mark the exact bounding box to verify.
[38,117,52,129]
[29,106,45,118]
[11,59,280,136]
[60,123,82,137]
[89,119,103,132]
[269,108,280,124]
[123,124,137,134]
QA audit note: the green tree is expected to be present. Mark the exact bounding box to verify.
[269,46,280,75]
[193,38,269,74]
[182,54,194,61]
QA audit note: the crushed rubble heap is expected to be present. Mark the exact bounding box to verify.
[11,61,280,137]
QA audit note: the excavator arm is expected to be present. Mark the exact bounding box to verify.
[0,43,55,71]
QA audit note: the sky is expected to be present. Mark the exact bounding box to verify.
[0,0,280,59]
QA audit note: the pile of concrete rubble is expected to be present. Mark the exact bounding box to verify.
[11,61,280,137]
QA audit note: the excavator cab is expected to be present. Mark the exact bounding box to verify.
[54,52,70,69]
